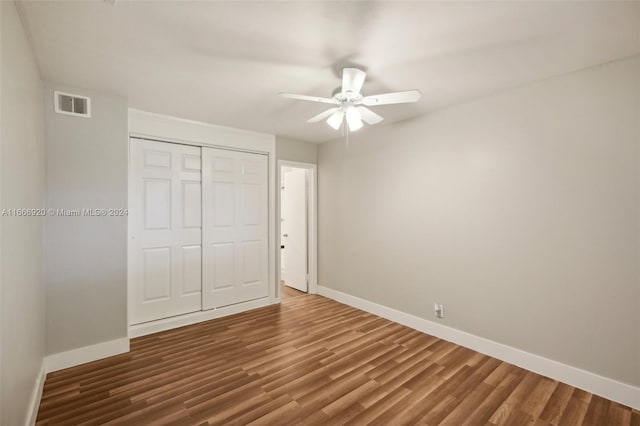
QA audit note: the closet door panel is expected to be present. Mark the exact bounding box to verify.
[130,139,202,324]
[142,247,171,301]
[202,148,269,309]
[181,245,202,295]
[143,179,171,230]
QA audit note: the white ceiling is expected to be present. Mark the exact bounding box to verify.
[18,1,640,143]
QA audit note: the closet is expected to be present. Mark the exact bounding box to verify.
[129,138,269,325]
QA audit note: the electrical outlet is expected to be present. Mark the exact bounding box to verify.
[434,303,444,319]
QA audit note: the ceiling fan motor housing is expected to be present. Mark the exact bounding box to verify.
[332,87,363,103]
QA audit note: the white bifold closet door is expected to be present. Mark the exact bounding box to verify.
[202,147,269,309]
[130,139,203,324]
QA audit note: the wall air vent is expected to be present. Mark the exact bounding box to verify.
[54,91,91,118]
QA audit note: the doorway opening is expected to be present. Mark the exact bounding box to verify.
[278,161,317,300]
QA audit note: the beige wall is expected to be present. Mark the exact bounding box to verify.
[44,84,128,355]
[0,2,46,424]
[318,56,640,386]
[276,136,318,163]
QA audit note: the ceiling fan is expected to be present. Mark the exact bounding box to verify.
[279,68,421,132]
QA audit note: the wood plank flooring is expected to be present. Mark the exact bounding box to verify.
[281,280,307,300]
[36,295,638,425]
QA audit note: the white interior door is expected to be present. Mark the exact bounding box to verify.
[280,179,286,282]
[202,148,269,309]
[282,168,308,292]
[130,139,202,324]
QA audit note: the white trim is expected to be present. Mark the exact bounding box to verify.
[128,109,273,152]
[267,148,277,305]
[126,130,132,337]
[277,160,318,297]
[318,285,640,410]
[45,338,130,373]
[25,359,46,426]
[129,297,276,338]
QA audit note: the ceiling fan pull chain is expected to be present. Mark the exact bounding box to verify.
[345,126,350,150]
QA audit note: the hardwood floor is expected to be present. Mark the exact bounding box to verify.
[37,295,638,425]
[281,280,307,300]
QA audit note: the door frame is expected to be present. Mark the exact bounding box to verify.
[277,160,318,297]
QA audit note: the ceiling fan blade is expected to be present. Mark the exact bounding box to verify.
[326,109,345,130]
[362,90,421,106]
[357,106,384,125]
[279,92,339,105]
[342,68,366,95]
[307,107,339,123]
[345,106,363,131]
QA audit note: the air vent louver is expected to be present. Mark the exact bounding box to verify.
[54,91,91,117]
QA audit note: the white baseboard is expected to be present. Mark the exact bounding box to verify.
[25,359,46,426]
[45,337,130,373]
[318,285,640,410]
[26,339,130,424]
[129,297,276,338]
[42,298,276,376]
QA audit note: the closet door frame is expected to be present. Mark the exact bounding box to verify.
[127,109,277,337]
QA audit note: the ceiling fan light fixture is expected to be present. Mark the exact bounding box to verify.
[326,109,345,130]
[345,105,363,132]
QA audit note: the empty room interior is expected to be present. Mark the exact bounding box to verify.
[1,1,639,425]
